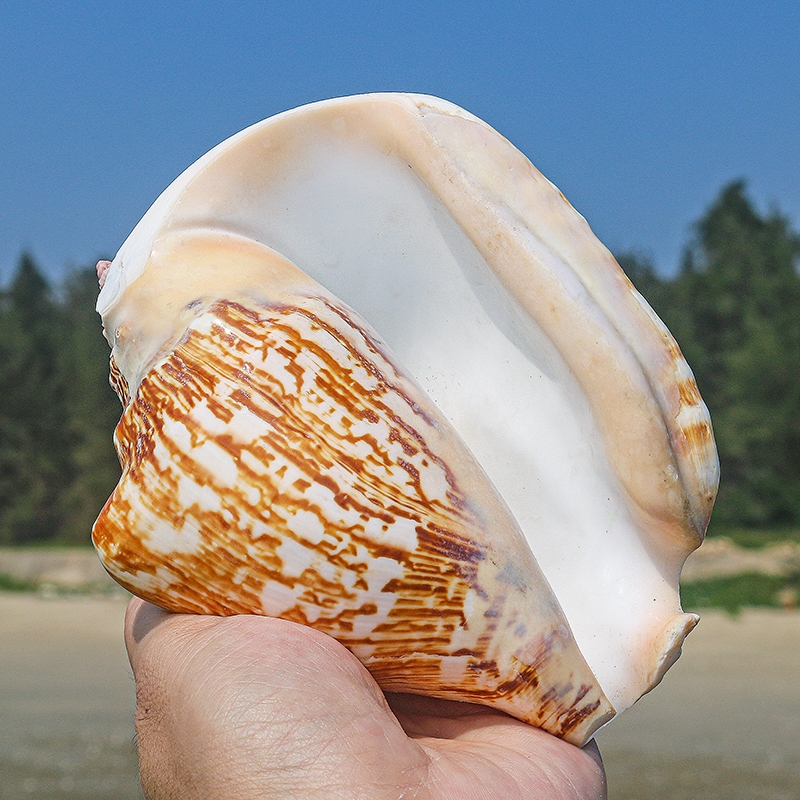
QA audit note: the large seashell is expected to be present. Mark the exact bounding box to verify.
[92,93,718,746]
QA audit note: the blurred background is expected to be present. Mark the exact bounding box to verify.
[1,2,798,798]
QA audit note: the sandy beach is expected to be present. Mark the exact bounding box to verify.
[596,608,800,799]
[0,594,136,800]
[1,593,798,800]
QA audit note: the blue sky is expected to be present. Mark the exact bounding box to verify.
[1,1,798,283]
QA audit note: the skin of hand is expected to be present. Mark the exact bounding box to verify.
[125,598,607,800]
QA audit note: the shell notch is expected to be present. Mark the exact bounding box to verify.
[93,93,718,746]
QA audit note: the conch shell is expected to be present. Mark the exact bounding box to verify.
[92,93,718,746]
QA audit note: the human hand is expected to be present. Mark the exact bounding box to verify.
[125,598,606,799]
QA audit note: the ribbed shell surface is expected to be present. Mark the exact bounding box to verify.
[93,295,614,745]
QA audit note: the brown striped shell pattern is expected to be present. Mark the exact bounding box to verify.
[92,94,718,747]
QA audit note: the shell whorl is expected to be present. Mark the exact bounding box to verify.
[94,292,613,744]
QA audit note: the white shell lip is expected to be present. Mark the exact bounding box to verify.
[98,92,719,718]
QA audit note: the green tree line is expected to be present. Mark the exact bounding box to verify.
[0,256,120,544]
[0,180,798,545]
[620,181,800,530]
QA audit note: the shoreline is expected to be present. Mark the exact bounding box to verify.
[3,534,799,589]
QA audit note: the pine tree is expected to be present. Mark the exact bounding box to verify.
[0,254,71,543]
[656,182,800,528]
[56,267,121,542]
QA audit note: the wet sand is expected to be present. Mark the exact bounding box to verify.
[1,594,798,799]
